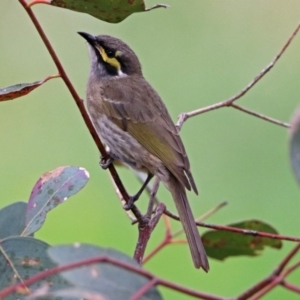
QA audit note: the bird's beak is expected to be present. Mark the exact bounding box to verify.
[78,32,96,46]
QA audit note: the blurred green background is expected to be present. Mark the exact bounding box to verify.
[1,1,300,299]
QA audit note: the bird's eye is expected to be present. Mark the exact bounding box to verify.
[106,49,115,58]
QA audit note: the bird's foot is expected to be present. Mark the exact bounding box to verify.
[123,173,154,210]
[99,155,114,170]
[123,194,139,211]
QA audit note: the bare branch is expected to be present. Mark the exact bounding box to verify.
[249,261,300,300]
[273,243,300,275]
[237,244,300,300]
[231,104,290,128]
[164,209,300,243]
[177,22,300,130]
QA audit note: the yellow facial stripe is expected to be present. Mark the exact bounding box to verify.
[97,46,121,71]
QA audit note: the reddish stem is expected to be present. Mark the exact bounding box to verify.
[131,278,158,300]
[134,203,165,264]
[237,245,300,300]
[273,243,300,275]
[0,255,221,300]
[143,224,173,264]
[281,281,300,295]
[27,0,50,7]
[165,210,300,242]
[198,222,300,243]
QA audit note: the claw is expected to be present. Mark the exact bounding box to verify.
[123,195,138,210]
[100,155,114,170]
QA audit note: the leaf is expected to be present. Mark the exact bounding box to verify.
[0,237,71,300]
[203,220,282,260]
[0,75,57,102]
[290,108,300,185]
[0,202,27,239]
[48,244,162,300]
[50,0,168,23]
[22,166,89,236]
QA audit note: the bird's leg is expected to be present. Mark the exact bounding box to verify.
[124,173,154,210]
[99,155,114,170]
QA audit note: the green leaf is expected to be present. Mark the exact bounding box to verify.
[203,220,282,260]
[48,244,162,300]
[290,108,300,185]
[0,202,27,239]
[0,237,71,300]
[22,166,89,236]
[0,76,56,102]
[50,0,168,23]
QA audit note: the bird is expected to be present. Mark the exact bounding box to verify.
[78,32,209,271]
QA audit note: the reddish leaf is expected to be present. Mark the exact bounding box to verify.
[22,166,89,236]
[0,75,58,102]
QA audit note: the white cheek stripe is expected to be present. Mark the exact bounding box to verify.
[118,70,127,77]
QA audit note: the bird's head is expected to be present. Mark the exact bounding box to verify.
[78,32,142,78]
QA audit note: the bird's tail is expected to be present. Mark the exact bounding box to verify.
[167,175,209,271]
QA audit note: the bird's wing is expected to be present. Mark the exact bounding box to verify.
[97,76,197,193]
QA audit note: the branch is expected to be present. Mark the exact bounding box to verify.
[248,261,300,300]
[237,243,300,300]
[177,22,300,129]
[0,255,222,300]
[231,104,290,128]
[281,281,300,295]
[164,209,300,242]
[18,0,148,220]
[134,203,165,264]
[273,243,300,275]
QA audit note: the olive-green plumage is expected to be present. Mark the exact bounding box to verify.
[78,32,209,271]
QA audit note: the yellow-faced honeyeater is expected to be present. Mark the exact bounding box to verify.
[78,32,209,271]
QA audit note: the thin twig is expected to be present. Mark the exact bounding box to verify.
[164,209,300,242]
[177,22,300,129]
[196,201,228,221]
[145,4,170,11]
[194,221,300,243]
[237,244,300,300]
[273,243,300,275]
[281,281,300,295]
[231,104,290,128]
[249,261,300,300]
[172,201,227,239]
[142,228,172,264]
[131,278,158,300]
